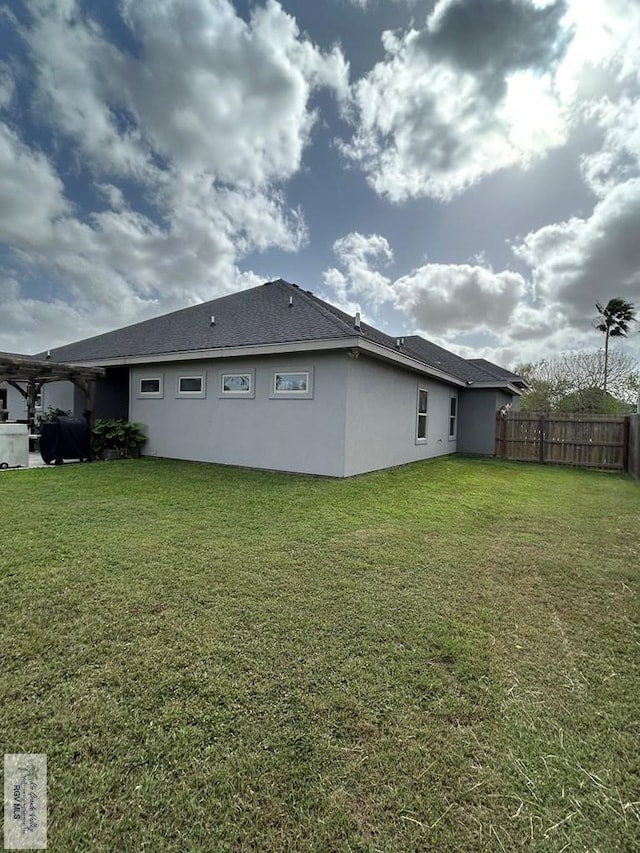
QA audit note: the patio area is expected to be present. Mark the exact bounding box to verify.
[0,451,83,471]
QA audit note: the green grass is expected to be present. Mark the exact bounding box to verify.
[1,456,638,851]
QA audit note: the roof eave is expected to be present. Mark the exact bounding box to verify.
[357,339,466,386]
[464,380,523,395]
[57,335,466,386]
[58,336,363,368]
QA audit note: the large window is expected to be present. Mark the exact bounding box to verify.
[449,396,457,439]
[416,388,428,442]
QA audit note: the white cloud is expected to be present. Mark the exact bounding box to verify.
[581,97,640,197]
[25,0,348,186]
[341,0,640,201]
[341,0,571,200]
[322,231,527,338]
[1,0,348,351]
[0,122,70,249]
[0,63,15,109]
[393,264,527,334]
[321,219,640,370]
[25,1,151,180]
[515,179,640,328]
[328,232,394,302]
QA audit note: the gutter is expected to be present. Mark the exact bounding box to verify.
[463,381,524,396]
[58,336,474,389]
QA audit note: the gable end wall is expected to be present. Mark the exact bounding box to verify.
[343,355,457,477]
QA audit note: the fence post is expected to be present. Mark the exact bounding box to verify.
[623,416,630,474]
[539,414,545,464]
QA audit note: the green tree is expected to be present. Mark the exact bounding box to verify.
[593,298,636,393]
[514,350,639,414]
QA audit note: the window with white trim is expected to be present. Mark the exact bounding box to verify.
[416,388,428,442]
[137,376,163,398]
[270,369,314,399]
[449,396,457,439]
[177,375,206,397]
[220,372,254,397]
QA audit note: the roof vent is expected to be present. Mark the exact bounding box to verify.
[396,337,405,347]
[354,312,361,330]
[289,296,293,307]
[210,315,216,326]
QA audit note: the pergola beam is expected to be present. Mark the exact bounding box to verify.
[0,355,106,433]
[0,354,106,383]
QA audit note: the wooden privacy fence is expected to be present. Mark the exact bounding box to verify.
[628,415,640,481]
[495,412,635,473]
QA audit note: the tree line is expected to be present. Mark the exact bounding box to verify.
[515,298,638,415]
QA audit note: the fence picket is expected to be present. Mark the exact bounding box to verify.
[495,412,634,473]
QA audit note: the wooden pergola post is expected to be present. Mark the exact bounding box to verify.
[0,355,106,437]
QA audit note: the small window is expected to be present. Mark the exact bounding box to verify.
[138,376,163,398]
[177,375,206,397]
[140,378,160,394]
[449,396,457,439]
[179,377,202,393]
[272,371,312,398]
[416,388,428,442]
[220,372,254,398]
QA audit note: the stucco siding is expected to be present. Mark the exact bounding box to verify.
[5,384,26,420]
[3,380,75,420]
[343,356,458,477]
[457,389,515,455]
[129,352,348,477]
[41,381,76,415]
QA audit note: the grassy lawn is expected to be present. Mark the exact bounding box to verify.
[1,456,638,852]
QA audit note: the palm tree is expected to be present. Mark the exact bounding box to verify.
[593,298,636,393]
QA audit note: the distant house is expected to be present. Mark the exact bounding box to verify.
[12,279,524,476]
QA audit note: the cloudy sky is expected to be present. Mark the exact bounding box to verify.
[1,0,639,368]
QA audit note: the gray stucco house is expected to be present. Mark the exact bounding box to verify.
[4,279,524,476]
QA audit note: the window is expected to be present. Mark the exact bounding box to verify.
[271,370,313,399]
[177,375,206,397]
[137,376,163,398]
[416,388,428,442]
[220,371,254,398]
[449,396,457,439]
[274,371,308,393]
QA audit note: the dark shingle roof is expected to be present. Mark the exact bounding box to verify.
[32,279,523,388]
[466,358,526,385]
[38,280,360,362]
[402,338,525,386]
[0,351,33,360]
[402,336,481,382]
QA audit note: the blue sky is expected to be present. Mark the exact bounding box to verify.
[1,0,639,368]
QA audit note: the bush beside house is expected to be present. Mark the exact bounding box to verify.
[91,419,147,460]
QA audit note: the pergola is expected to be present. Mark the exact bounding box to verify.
[0,353,106,433]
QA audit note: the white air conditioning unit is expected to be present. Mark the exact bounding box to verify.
[0,424,29,469]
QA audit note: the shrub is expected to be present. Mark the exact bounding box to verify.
[91,419,147,459]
